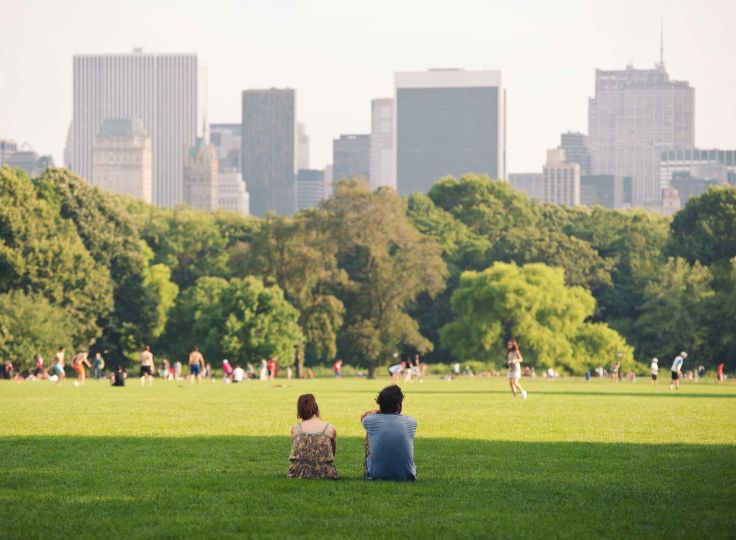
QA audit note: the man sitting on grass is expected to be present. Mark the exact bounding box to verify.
[360,385,417,481]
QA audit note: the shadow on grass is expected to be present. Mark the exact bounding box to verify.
[1,436,734,538]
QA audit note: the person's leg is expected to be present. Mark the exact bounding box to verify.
[508,378,516,397]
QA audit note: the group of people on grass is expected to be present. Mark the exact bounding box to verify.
[288,385,417,481]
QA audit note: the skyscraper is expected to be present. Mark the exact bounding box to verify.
[296,168,326,210]
[543,148,580,206]
[183,138,218,211]
[241,89,296,216]
[370,98,395,190]
[297,122,310,171]
[333,134,370,184]
[72,50,208,207]
[91,118,153,203]
[395,69,506,195]
[588,62,694,205]
[559,132,592,175]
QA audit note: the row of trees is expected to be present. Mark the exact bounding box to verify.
[2,165,735,375]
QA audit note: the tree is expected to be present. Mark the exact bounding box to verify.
[161,276,302,368]
[0,166,113,344]
[0,291,75,370]
[326,180,447,377]
[440,262,634,373]
[667,185,736,267]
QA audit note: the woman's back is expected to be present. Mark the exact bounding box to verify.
[288,421,338,479]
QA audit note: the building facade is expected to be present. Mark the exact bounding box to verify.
[210,123,241,173]
[0,140,17,166]
[3,142,54,177]
[659,148,736,188]
[333,134,370,185]
[369,98,395,190]
[560,132,592,175]
[508,173,544,202]
[241,89,296,216]
[183,138,218,211]
[297,122,310,171]
[296,168,326,210]
[543,148,580,206]
[395,69,506,195]
[72,50,208,207]
[91,118,153,203]
[588,64,694,206]
[217,170,249,214]
[580,174,629,209]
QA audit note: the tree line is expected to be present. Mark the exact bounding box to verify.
[1,166,735,375]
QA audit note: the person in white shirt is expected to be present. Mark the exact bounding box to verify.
[233,366,245,383]
[670,352,687,390]
[650,358,659,385]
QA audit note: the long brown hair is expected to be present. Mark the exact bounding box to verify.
[507,339,520,353]
[296,394,320,420]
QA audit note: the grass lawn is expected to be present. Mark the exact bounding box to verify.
[0,375,734,539]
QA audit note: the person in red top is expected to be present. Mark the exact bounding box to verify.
[716,362,725,383]
[332,359,343,378]
[267,358,278,380]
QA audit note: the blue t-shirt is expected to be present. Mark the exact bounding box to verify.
[362,413,417,481]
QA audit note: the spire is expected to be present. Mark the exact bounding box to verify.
[657,20,665,71]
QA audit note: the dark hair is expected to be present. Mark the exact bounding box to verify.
[376,385,404,414]
[296,394,320,420]
[507,339,520,352]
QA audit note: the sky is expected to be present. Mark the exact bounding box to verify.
[1,0,735,173]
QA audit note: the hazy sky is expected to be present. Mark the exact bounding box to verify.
[1,0,734,173]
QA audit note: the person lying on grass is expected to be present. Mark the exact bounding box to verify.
[361,385,417,481]
[288,394,338,479]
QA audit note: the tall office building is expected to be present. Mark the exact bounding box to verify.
[91,118,153,203]
[296,169,326,210]
[395,69,506,195]
[297,123,310,171]
[0,140,17,166]
[588,62,694,205]
[560,132,592,175]
[370,98,395,190]
[72,50,208,207]
[210,123,241,172]
[241,88,296,216]
[333,134,370,184]
[580,174,629,208]
[183,138,218,211]
[659,148,736,188]
[509,173,544,202]
[543,148,580,206]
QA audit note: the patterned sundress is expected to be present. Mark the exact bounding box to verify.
[288,423,338,479]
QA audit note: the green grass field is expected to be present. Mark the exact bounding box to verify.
[1,376,734,539]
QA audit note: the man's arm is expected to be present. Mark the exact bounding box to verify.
[360,410,379,423]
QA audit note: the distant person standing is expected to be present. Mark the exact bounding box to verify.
[259,359,268,380]
[34,354,45,379]
[506,340,527,399]
[188,347,205,385]
[222,359,234,382]
[716,362,725,383]
[267,357,278,380]
[612,360,621,383]
[452,362,460,380]
[650,358,659,385]
[332,359,343,378]
[670,352,687,391]
[52,347,66,384]
[92,353,105,380]
[139,346,155,386]
[173,360,182,380]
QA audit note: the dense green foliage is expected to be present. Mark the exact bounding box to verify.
[0,379,734,538]
[2,166,735,372]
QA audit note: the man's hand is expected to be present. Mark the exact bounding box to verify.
[360,409,379,422]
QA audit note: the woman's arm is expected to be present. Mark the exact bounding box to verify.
[331,428,337,456]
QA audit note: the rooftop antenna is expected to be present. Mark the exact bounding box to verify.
[657,19,665,71]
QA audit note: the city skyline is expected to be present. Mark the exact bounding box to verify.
[1,0,734,176]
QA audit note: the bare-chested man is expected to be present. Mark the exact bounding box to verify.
[140,345,155,386]
[188,347,205,385]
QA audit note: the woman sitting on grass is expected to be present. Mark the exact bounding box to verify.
[288,394,338,479]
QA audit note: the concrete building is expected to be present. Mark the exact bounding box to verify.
[297,123,310,171]
[509,173,544,202]
[588,63,694,206]
[241,88,296,216]
[333,134,370,185]
[370,98,395,190]
[580,174,630,209]
[183,138,218,211]
[210,123,241,172]
[296,169,326,210]
[91,118,153,203]
[560,132,592,175]
[3,143,54,177]
[0,140,18,166]
[670,171,720,207]
[395,69,506,195]
[72,50,208,207]
[217,170,249,214]
[543,149,580,206]
[659,148,736,188]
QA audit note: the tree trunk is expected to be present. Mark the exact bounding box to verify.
[367,363,376,379]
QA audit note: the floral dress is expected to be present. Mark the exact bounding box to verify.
[288,423,338,479]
